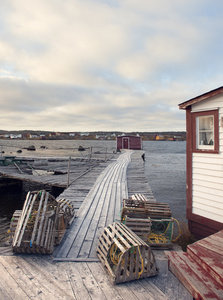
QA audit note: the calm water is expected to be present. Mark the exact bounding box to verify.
[0,139,186,234]
[144,141,187,223]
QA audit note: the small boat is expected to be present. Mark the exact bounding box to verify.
[27,145,36,151]
[78,146,85,151]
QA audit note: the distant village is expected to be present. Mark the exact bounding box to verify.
[0,131,186,141]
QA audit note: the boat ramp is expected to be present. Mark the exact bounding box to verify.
[0,150,192,299]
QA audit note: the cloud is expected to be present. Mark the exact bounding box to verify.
[0,0,223,131]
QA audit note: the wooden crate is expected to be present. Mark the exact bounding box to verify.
[11,194,75,251]
[12,190,59,254]
[97,222,158,284]
[55,199,75,245]
[10,210,22,237]
[121,198,172,220]
[130,193,149,202]
[148,218,174,249]
[123,216,151,242]
[57,198,75,228]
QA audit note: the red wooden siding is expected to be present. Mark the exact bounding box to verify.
[116,135,142,150]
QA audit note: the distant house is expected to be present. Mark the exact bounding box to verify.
[69,133,75,137]
[155,135,164,140]
[9,134,22,139]
[173,135,182,140]
[23,133,31,139]
[30,134,38,139]
[179,86,223,239]
[80,133,89,136]
[116,135,142,150]
[96,135,107,140]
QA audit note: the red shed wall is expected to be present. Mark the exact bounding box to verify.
[116,136,142,150]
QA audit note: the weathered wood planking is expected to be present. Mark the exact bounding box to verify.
[0,254,188,300]
[166,251,223,300]
[0,149,193,300]
[187,243,223,288]
[127,151,156,200]
[165,229,223,299]
[54,151,132,261]
[0,158,111,188]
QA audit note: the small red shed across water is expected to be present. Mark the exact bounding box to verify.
[116,135,142,150]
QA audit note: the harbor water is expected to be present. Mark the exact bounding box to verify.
[0,139,186,240]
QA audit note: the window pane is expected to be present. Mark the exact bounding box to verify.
[199,116,213,131]
[197,115,214,148]
[199,132,214,145]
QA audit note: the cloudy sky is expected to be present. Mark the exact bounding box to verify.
[1,0,223,132]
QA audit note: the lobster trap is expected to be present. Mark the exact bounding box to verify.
[121,198,172,220]
[122,216,152,242]
[97,222,158,284]
[11,190,75,254]
[148,218,174,249]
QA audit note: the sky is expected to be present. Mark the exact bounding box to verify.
[1,0,223,132]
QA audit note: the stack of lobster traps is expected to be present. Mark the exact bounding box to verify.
[121,194,173,249]
[10,190,75,254]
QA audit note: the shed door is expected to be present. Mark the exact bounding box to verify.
[123,138,129,149]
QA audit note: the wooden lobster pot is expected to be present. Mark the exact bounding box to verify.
[97,222,158,284]
[148,218,174,249]
[10,210,22,237]
[123,216,152,242]
[12,190,59,254]
[55,198,76,245]
[121,198,172,220]
[11,193,75,253]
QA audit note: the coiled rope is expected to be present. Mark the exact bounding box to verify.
[109,240,144,278]
[148,218,181,244]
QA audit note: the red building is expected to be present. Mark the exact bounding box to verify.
[116,135,142,150]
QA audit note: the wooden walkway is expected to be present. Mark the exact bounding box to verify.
[0,253,190,300]
[127,151,156,201]
[54,150,132,261]
[0,150,193,299]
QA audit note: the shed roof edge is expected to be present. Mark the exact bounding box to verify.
[179,86,223,110]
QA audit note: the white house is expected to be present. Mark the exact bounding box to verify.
[179,86,223,239]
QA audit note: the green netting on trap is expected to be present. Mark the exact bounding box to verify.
[148,218,173,248]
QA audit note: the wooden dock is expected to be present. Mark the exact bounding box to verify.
[0,150,193,299]
[54,150,132,261]
[0,156,112,188]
